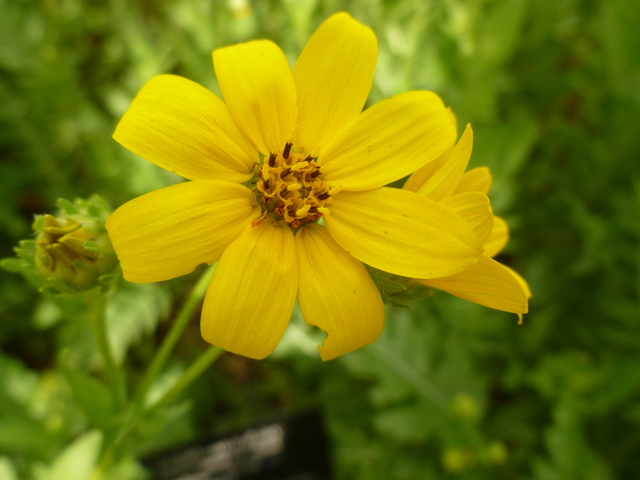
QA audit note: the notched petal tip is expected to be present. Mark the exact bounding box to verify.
[295,224,384,361]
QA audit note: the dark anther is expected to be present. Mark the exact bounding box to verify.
[268,153,277,167]
[281,168,292,178]
[303,155,313,162]
[308,206,318,214]
[310,169,322,178]
[318,191,330,200]
[263,179,270,190]
[283,142,293,159]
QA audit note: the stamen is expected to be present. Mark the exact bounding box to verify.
[317,191,330,201]
[283,142,293,159]
[310,169,322,178]
[291,162,308,172]
[251,211,268,227]
[295,204,311,217]
[268,153,277,167]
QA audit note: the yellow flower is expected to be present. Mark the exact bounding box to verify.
[404,116,531,319]
[106,13,484,360]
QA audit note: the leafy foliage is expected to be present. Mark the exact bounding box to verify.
[1,0,639,479]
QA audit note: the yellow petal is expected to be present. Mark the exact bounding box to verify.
[295,224,384,361]
[213,40,297,155]
[113,75,257,183]
[453,166,493,195]
[324,188,483,279]
[442,192,494,244]
[201,218,297,359]
[106,181,261,283]
[403,107,459,193]
[416,124,473,202]
[484,215,509,257]
[503,264,532,298]
[293,12,377,154]
[419,255,528,314]
[319,91,456,191]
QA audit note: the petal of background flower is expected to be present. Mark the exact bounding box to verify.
[319,91,456,191]
[295,224,384,361]
[453,166,493,195]
[442,192,494,244]
[213,40,297,155]
[113,75,257,183]
[416,124,473,202]
[106,181,260,283]
[484,215,509,257]
[201,218,297,359]
[293,12,377,155]
[418,254,528,313]
[324,188,483,279]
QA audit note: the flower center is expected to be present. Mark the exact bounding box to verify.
[252,142,340,229]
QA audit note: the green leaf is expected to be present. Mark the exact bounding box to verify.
[40,430,103,480]
[0,456,19,480]
[64,368,116,429]
[365,265,434,307]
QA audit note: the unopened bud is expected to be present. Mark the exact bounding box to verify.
[2,195,118,294]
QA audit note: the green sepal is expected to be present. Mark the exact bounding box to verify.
[365,265,434,308]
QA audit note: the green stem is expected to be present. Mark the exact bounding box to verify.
[134,263,216,409]
[145,345,223,415]
[87,292,127,411]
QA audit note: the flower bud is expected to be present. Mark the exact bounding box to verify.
[2,195,118,294]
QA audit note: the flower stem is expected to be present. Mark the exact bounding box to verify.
[144,345,223,415]
[87,292,127,411]
[134,263,216,409]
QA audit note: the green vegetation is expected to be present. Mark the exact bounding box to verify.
[1,0,639,478]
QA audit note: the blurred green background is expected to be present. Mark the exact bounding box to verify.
[1,0,640,478]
